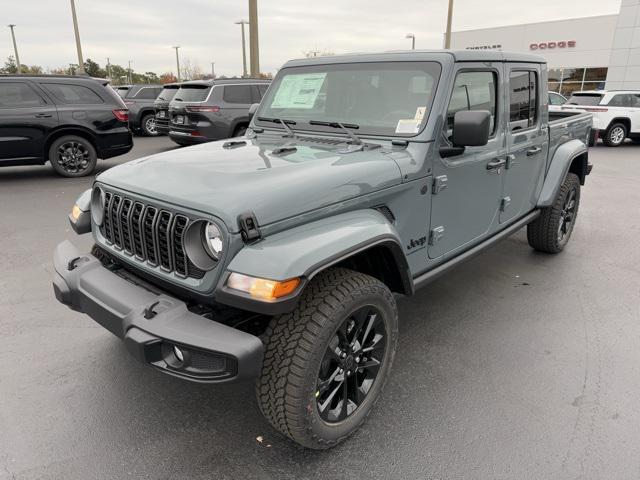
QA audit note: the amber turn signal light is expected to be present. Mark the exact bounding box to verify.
[227,273,301,301]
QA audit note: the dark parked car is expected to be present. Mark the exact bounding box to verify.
[153,83,181,135]
[0,74,132,177]
[168,78,270,145]
[113,84,163,136]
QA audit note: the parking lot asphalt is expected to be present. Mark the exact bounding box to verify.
[1,137,639,480]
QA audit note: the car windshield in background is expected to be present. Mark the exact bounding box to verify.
[566,93,603,106]
[173,85,211,102]
[158,87,179,101]
[114,87,130,98]
[256,61,441,137]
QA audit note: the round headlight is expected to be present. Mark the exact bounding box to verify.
[203,222,224,260]
[91,187,105,226]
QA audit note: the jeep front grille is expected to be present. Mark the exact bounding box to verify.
[101,191,205,279]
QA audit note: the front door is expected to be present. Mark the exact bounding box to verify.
[501,66,546,223]
[428,65,506,259]
[0,80,58,162]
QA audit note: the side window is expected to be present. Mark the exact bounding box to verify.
[446,71,498,136]
[258,84,269,97]
[549,93,565,105]
[223,85,253,104]
[41,83,104,104]
[509,71,538,131]
[0,82,46,108]
[134,87,159,100]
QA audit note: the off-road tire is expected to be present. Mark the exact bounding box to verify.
[603,122,627,147]
[527,173,581,254]
[49,135,97,177]
[256,268,398,449]
[140,114,159,136]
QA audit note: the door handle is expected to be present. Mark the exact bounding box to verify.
[486,158,506,170]
[35,113,53,118]
[527,146,542,156]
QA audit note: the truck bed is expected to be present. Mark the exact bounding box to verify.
[548,110,592,163]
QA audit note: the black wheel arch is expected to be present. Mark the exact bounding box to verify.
[44,127,98,160]
[569,152,589,185]
[607,117,631,134]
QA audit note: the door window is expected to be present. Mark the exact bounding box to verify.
[0,82,46,108]
[42,83,104,104]
[134,87,160,99]
[223,85,253,104]
[446,71,498,137]
[509,71,538,131]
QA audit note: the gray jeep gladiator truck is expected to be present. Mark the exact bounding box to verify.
[54,50,592,449]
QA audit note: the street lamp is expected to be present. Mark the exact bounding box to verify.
[172,46,181,81]
[69,0,85,74]
[128,60,132,83]
[7,24,21,74]
[406,33,416,50]
[211,61,215,79]
[235,20,249,78]
[444,0,454,49]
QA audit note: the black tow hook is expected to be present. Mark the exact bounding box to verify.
[143,301,161,320]
[67,256,82,271]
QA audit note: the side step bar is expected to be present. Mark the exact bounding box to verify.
[413,210,540,290]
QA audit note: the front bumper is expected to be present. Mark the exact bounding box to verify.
[52,240,263,383]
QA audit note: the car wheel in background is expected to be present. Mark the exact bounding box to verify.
[527,173,581,254]
[49,135,97,178]
[233,125,247,137]
[140,114,159,136]
[257,268,398,449]
[604,123,627,147]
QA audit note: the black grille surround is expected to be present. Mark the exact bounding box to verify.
[100,190,205,280]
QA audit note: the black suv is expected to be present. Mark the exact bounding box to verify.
[153,83,181,135]
[113,84,162,136]
[168,78,270,145]
[0,75,133,177]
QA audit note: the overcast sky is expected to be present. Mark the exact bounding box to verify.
[1,0,622,77]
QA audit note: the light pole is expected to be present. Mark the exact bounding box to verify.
[248,0,260,77]
[235,20,249,78]
[211,62,215,79]
[172,46,181,81]
[7,24,21,74]
[106,57,111,79]
[69,0,85,74]
[128,60,132,83]
[444,0,454,48]
[406,33,416,50]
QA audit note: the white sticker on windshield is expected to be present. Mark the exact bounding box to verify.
[395,119,421,134]
[270,73,327,109]
[414,106,427,121]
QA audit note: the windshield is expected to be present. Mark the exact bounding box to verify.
[256,61,441,137]
[173,84,211,102]
[566,93,603,106]
[158,86,179,101]
[114,86,130,98]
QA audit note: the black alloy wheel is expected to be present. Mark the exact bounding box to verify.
[49,135,97,177]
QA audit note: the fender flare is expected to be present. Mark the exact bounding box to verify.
[216,209,411,314]
[537,139,587,207]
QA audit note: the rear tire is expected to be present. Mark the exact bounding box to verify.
[140,114,159,136]
[233,125,247,137]
[256,268,398,449]
[527,173,580,254]
[603,122,627,147]
[49,135,97,177]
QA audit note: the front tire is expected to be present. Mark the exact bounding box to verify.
[49,135,97,177]
[527,173,581,253]
[257,268,398,449]
[140,114,159,136]
[604,122,627,147]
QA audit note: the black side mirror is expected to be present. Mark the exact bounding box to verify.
[248,103,259,122]
[440,110,491,158]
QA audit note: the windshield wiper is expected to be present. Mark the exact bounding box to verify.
[309,120,363,145]
[257,116,297,137]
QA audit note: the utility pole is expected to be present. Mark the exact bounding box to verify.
[128,60,132,83]
[7,25,21,74]
[444,0,454,49]
[406,33,416,50]
[106,57,111,79]
[235,20,248,78]
[211,62,215,79]
[172,46,181,81]
[248,0,260,77]
[69,0,85,73]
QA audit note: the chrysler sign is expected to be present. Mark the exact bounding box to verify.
[530,41,576,50]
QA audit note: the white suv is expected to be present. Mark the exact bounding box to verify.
[563,90,640,146]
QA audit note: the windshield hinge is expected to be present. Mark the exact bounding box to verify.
[432,175,448,195]
[238,212,261,242]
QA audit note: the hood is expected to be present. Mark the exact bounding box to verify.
[97,135,405,232]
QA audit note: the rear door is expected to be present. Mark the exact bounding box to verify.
[0,80,58,162]
[501,65,547,223]
[428,65,506,259]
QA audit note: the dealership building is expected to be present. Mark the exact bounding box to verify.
[450,0,640,95]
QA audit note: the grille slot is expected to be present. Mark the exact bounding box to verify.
[99,192,205,280]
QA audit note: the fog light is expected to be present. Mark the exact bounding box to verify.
[173,345,184,362]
